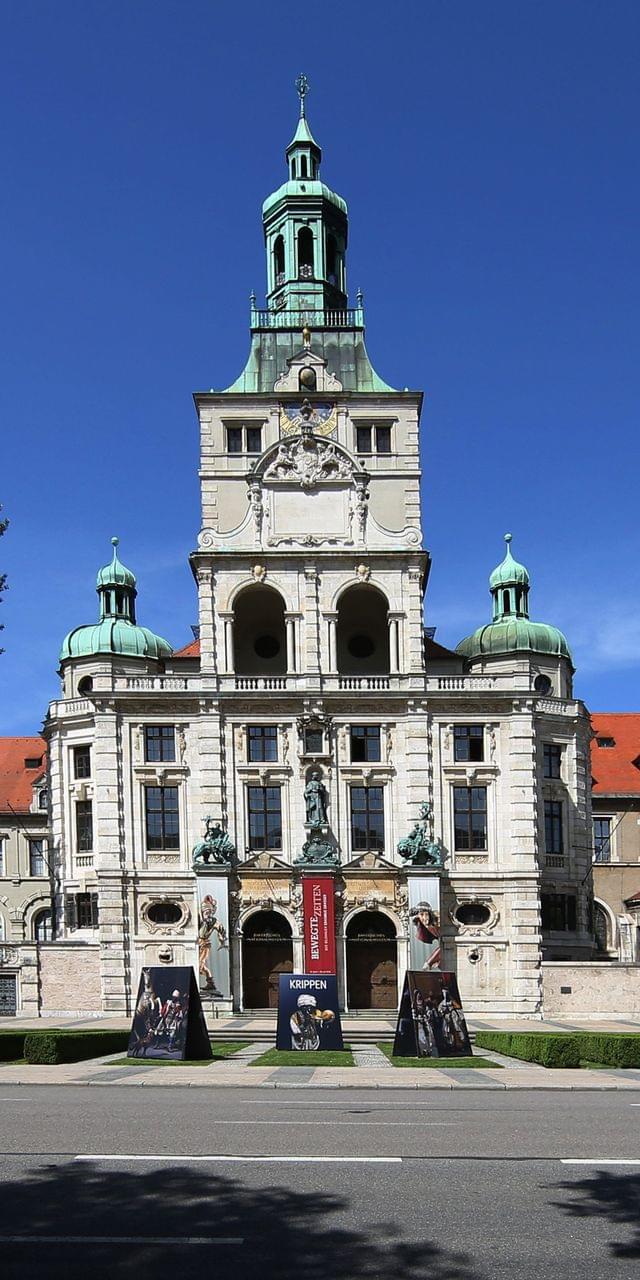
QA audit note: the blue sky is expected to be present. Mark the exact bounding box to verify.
[1,0,639,732]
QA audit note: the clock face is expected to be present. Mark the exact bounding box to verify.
[280,401,337,437]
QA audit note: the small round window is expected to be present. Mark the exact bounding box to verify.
[78,676,93,695]
[534,674,552,695]
[147,902,182,926]
[254,634,281,659]
[455,902,491,927]
[347,633,375,659]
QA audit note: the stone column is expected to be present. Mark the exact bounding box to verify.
[285,614,296,673]
[326,613,338,672]
[221,615,234,675]
[388,615,400,674]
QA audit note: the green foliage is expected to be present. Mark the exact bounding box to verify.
[0,1032,25,1061]
[475,1030,640,1069]
[377,1044,500,1068]
[23,1029,129,1065]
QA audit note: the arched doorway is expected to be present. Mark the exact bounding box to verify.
[242,910,293,1009]
[346,911,397,1009]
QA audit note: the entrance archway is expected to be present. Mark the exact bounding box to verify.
[242,910,293,1009]
[346,911,397,1009]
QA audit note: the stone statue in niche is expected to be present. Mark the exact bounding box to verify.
[304,771,328,827]
[192,816,235,867]
[397,802,445,867]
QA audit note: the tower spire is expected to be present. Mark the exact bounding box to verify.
[295,72,309,119]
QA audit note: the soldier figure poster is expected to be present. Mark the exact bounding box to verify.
[127,966,212,1061]
[276,973,344,1051]
[393,971,472,1058]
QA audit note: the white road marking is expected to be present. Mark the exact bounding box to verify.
[0,1235,243,1245]
[164,1119,460,1127]
[561,1159,640,1165]
[75,1154,402,1164]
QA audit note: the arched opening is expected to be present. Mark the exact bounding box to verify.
[233,585,286,675]
[346,911,397,1009]
[327,233,338,285]
[337,585,390,675]
[298,226,314,279]
[593,901,613,954]
[273,234,285,287]
[291,157,296,179]
[242,910,293,1008]
[33,908,53,942]
[300,154,308,178]
[299,365,316,391]
[503,590,511,615]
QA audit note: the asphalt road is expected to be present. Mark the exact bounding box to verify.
[1,1085,639,1279]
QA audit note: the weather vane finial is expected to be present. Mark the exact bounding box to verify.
[295,73,309,118]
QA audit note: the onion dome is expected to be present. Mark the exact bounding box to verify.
[457,534,572,664]
[60,538,172,663]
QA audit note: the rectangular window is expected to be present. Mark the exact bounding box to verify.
[247,786,282,851]
[0,838,4,875]
[245,426,262,454]
[543,744,562,779]
[75,800,93,852]
[144,725,176,763]
[544,800,564,855]
[453,786,488,851]
[350,786,385,851]
[453,725,484,762]
[356,425,372,454]
[350,725,382,763]
[73,745,91,779]
[541,893,577,932]
[145,786,180,850]
[594,817,612,863]
[375,425,392,454]
[247,725,278,763]
[226,426,243,453]
[303,725,324,755]
[65,892,98,930]
[29,839,47,877]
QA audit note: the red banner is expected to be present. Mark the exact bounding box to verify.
[302,876,337,974]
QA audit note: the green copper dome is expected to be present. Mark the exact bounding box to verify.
[489,533,530,589]
[59,537,172,663]
[457,533,572,664]
[457,619,571,662]
[96,536,136,589]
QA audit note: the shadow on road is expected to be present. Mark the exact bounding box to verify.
[3,1160,485,1280]
[552,1170,640,1260]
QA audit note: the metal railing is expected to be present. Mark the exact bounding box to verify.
[251,306,364,330]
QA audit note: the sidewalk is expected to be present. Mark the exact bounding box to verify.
[2,1050,640,1091]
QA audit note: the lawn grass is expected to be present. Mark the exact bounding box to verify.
[249,1048,355,1067]
[377,1043,501,1069]
[111,1041,249,1066]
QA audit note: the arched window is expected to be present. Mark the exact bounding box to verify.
[33,909,53,942]
[336,585,390,675]
[327,233,338,285]
[503,590,511,614]
[593,903,610,953]
[298,227,314,279]
[233,585,287,675]
[273,235,285,287]
[39,789,48,810]
[291,157,296,179]
[300,155,308,178]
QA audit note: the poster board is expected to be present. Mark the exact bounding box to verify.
[393,971,472,1058]
[127,966,212,1061]
[276,973,344,1051]
[196,875,231,999]
[302,875,336,973]
[407,876,441,970]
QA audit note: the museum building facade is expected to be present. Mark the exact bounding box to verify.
[1,88,595,1018]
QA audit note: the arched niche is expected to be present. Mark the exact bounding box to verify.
[233,585,286,675]
[336,584,390,675]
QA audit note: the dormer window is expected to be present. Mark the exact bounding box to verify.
[25,757,42,769]
[596,737,615,748]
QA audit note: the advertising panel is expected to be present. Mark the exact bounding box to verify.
[276,973,344,1051]
[302,875,337,974]
[393,971,472,1059]
[407,875,441,970]
[127,966,211,1061]
[196,874,231,999]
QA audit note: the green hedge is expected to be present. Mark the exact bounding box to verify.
[475,1030,640,1069]
[23,1030,130,1065]
[0,1032,25,1061]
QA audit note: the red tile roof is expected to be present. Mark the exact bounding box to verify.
[0,737,47,813]
[590,714,640,796]
[173,638,200,659]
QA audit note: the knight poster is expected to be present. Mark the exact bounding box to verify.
[196,874,231,999]
[393,971,472,1058]
[276,973,344,1051]
[127,966,212,1061]
[408,876,441,970]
